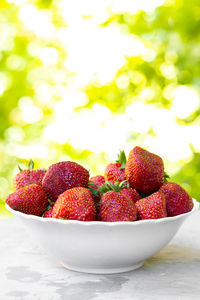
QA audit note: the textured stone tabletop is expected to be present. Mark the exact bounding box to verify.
[1,210,200,300]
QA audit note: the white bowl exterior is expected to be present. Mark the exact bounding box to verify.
[5,200,198,274]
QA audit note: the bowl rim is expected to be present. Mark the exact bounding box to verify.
[5,199,199,227]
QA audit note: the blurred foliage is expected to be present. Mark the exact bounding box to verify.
[1,0,200,216]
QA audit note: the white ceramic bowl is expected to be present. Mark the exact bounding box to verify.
[5,200,198,274]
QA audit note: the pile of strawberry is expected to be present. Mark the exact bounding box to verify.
[6,146,194,222]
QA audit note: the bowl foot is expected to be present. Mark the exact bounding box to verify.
[60,262,143,274]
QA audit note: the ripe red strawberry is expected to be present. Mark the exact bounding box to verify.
[136,191,167,220]
[6,184,48,216]
[159,182,194,216]
[105,150,126,184]
[98,180,140,203]
[120,188,140,203]
[125,146,165,194]
[99,179,140,204]
[43,207,53,218]
[100,190,137,222]
[52,187,96,221]
[42,161,89,202]
[89,175,105,189]
[88,175,105,208]
[14,159,46,190]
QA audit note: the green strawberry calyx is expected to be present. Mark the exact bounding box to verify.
[99,180,130,194]
[164,172,170,183]
[87,182,100,197]
[88,187,100,197]
[116,150,127,169]
[18,159,34,172]
[18,165,23,172]
[28,159,34,170]
[18,159,46,172]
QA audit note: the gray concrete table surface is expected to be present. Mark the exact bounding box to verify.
[0,210,200,300]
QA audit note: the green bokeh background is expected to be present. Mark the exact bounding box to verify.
[1,0,200,217]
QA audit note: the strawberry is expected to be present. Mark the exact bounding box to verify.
[87,177,101,219]
[159,182,194,216]
[99,180,140,204]
[6,184,48,216]
[88,175,105,210]
[136,191,167,220]
[89,175,105,200]
[43,207,53,218]
[120,188,140,203]
[100,190,137,222]
[42,161,89,202]
[52,187,96,221]
[105,150,126,184]
[89,175,105,189]
[14,159,46,190]
[125,146,165,194]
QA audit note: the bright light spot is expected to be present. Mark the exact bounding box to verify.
[116,75,129,89]
[0,38,14,51]
[0,81,5,95]
[165,50,178,63]
[43,104,114,154]
[160,62,177,79]
[0,72,11,95]
[7,0,27,5]
[9,144,49,159]
[142,48,156,62]
[6,55,26,71]
[110,0,165,14]
[126,102,194,162]
[57,3,148,87]
[130,71,146,85]
[143,110,193,162]
[163,84,176,100]
[186,125,200,152]
[169,32,182,50]
[27,42,41,57]
[35,83,52,103]
[96,68,124,86]
[51,84,67,98]
[18,4,54,38]
[53,70,67,83]
[125,102,153,133]
[44,91,90,142]
[122,34,146,57]
[63,24,126,86]
[39,47,58,65]
[69,112,130,157]
[19,97,43,123]
[172,86,200,119]
[43,123,67,144]
[91,103,111,121]
[0,177,9,199]
[59,21,147,86]
[5,126,24,142]
[144,134,192,162]
[0,24,15,51]
[151,108,175,136]
[54,89,89,118]
[100,114,132,158]
[60,0,110,25]
[140,87,155,100]
[27,66,46,84]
